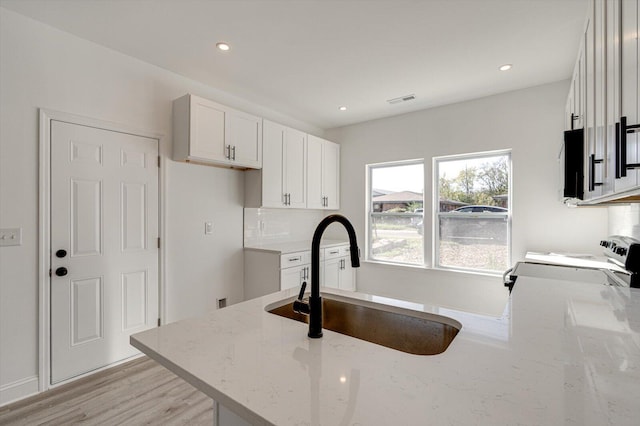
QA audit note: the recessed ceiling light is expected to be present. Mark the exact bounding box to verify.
[216,42,231,51]
[338,106,347,111]
[499,64,512,71]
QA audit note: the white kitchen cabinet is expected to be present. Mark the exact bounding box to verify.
[307,135,340,210]
[243,244,355,300]
[245,120,306,208]
[323,245,355,291]
[616,0,640,192]
[173,94,262,169]
[565,0,640,203]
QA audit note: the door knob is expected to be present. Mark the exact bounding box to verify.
[55,267,68,277]
[55,249,67,258]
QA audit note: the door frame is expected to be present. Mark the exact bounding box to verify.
[38,109,166,391]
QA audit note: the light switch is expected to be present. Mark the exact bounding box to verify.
[205,221,213,235]
[0,228,22,247]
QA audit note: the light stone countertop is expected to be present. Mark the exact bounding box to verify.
[131,278,640,425]
[243,239,348,254]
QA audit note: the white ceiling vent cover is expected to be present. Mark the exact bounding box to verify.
[387,94,416,105]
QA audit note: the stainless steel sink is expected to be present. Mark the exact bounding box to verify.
[266,295,460,355]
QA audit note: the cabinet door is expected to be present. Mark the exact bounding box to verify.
[307,135,340,210]
[226,111,262,168]
[618,0,640,191]
[306,135,324,209]
[262,120,286,207]
[339,258,356,291]
[323,258,341,289]
[606,0,622,193]
[283,128,307,208]
[189,96,226,162]
[594,0,606,197]
[323,141,340,209]
[281,265,307,291]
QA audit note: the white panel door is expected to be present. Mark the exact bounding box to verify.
[50,120,159,384]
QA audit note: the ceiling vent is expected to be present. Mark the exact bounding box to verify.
[387,94,416,105]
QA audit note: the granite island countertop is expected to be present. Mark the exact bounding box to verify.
[131,278,640,425]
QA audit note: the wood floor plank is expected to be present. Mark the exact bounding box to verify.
[0,357,214,425]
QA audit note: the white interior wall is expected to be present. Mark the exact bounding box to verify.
[0,8,321,404]
[325,81,609,315]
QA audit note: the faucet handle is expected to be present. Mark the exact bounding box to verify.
[297,281,307,300]
[293,282,311,315]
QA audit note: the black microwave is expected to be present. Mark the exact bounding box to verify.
[563,128,584,199]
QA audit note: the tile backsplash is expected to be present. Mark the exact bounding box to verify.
[608,205,640,239]
[244,208,327,246]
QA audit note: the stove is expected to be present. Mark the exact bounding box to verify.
[505,235,640,290]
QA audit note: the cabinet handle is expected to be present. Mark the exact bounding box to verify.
[232,145,236,161]
[288,257,301,262]
[225,145,230,160]
[621,116,640,172]
[329,250,339,255]
[621,116,628,177]
[588,154,603,191]
[305,267,309,280]
[615,121,621,179]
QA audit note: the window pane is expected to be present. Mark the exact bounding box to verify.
[436,152,510,272]
[437,214,509,272]
[369,162,423,265]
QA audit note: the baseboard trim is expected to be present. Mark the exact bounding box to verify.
[0,376,39,407]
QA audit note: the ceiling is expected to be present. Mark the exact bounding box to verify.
[0,0,588,129]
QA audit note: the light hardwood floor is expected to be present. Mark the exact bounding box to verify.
[0,357,213,425]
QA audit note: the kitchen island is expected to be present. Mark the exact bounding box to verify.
[131,278,640,425]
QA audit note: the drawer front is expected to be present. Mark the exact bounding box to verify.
[280,251,310,268]
[325,245,348,260]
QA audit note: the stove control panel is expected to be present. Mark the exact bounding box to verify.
[601,235,640,287]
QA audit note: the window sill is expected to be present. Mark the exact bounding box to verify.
[363,259,503,277]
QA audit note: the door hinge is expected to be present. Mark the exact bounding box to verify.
[157,155,161,168]
[157,237,160,249]
[157,318,161,327]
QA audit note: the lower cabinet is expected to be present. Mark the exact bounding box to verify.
[243,244,356,300]
[323,246,355,291]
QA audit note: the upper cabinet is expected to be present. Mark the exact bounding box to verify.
[173,94,262,169]
[252,120,307,208]
[566,0,640,204]
[246,122,340,210]
[307,135,340,210]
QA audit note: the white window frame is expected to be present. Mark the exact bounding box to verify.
[366,159,425,266]
[432,150,512,275]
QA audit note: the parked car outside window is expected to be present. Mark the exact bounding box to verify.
[452,205,507,213]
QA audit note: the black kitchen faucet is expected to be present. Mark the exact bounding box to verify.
[293,214,360,338]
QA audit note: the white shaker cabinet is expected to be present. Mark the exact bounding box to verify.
[173,94,262,169]
[243,244,355,300]
[307,135,340,210]
[323,245,355,291]
[245,120,306,208]
[616,0,640,192]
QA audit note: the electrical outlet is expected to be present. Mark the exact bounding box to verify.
[205,221,213,235]
[0,228,22,247]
